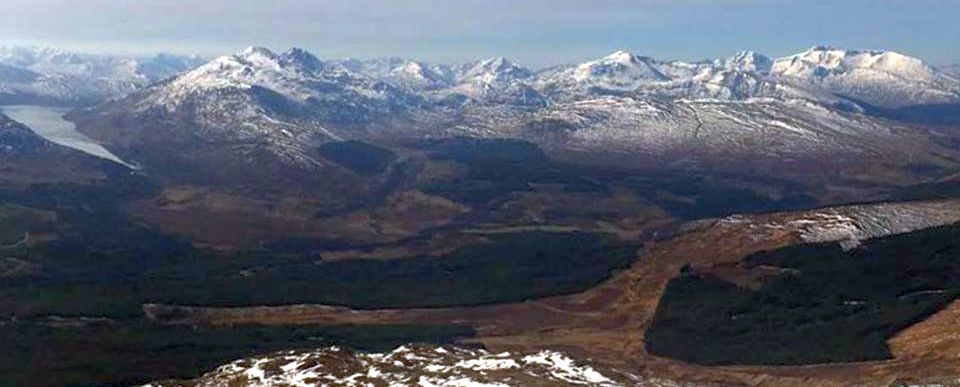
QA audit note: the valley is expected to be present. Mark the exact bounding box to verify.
[142,199,960,386]
[1,41,960,386]
[2,131,959,385]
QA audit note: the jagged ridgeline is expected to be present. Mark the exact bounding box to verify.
[55,44,960,193]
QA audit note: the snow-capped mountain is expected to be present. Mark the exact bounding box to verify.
[326,57,455,90]
[537,51,670,96]
[453,57,534,94]
[719,51,773,73]
[535,50,844,105]
[72,45,960,190]
[69,47,435,194]
[0,45,205,104]
[387,60,454,90]
[771,46,960,108]
[446,57,544,107]
[128,46,424,140]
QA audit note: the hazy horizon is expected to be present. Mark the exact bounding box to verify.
[1,0,959,67]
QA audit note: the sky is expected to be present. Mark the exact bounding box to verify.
[1,0,958,68]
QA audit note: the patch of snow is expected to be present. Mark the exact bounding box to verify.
[143,345,636,387]
[718,200,960,250]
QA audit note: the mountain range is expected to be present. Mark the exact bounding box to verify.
[1,44,958,200]
[56,45,960,194]
[0,45,205,104]
[3,44,960,387]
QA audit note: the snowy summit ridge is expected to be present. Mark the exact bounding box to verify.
[71,44,960,179]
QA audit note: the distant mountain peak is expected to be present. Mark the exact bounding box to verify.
[388,60,452,89]
[807,45,843,52]
[459,56,533,92]
[567,50,668,86]
[467,56,528,76]
[775,46,936,75]
[771,46,960,107]
[239,46,277,58]
[479,56,510,67]
[0,45,205,103]
[722,51,773,73]
[278,47,323,71]
[394,61,431,79]
[602,50,637,64]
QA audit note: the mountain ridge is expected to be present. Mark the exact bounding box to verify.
[67,45,960,193]
[0,45,206,105]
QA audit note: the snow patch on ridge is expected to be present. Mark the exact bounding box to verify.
[718,200,960,250]
[142,345,633,387]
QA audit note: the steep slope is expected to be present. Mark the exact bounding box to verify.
[771,46,960,108]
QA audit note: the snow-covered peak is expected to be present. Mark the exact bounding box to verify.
[773,47,929,78]
[575,51,667,81]
[601,50,638,65]
[771,46,960,107]
[129,45,425,136]
[232,46,281,68]
[536,50,670,93]
[449,56,534,98]
[239,46,275,57]
[574,50,667,81]
[395,61,429,76]
[277,47,323,71]
[720,51,773,73]
[144,47,325,105]
[388,60,452,89]
[462,56,532,81]
[395,61,445,81]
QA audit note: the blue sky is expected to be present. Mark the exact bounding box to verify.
[1,0,958,67]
